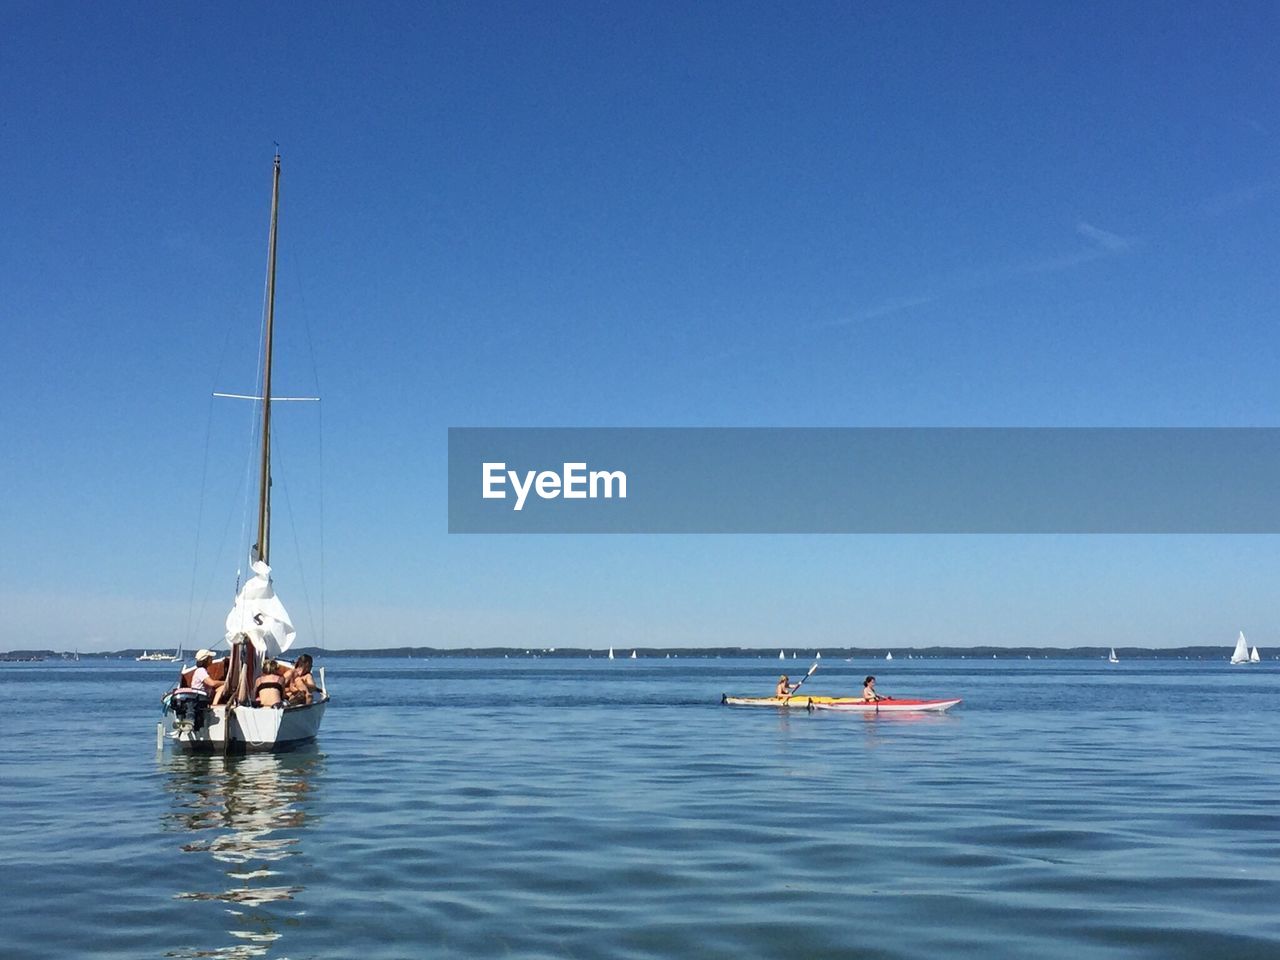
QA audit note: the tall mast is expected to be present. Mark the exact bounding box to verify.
[256,153,281,565]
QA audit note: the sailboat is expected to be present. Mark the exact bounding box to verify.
[161,155,329,753]
[1230,631,1251,665]
[630,650,637,659]
[885,651,893,661]
[138,644,183,662]
[608,647,615,660]
[1250,645,1262,663]
[778,649,785,660]
[1108,648,1119,664]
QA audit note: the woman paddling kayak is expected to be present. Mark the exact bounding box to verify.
[863,676,888,702]
[775,675,800,697]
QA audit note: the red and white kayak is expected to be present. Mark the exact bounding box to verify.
[722,694,960,713]
[811,697,961,713]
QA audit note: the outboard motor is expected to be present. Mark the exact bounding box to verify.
[168,688,211,733]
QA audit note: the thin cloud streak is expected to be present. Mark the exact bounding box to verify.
[828,222,1138,329]
[1076,221,1137,253]
[823,294,938,327]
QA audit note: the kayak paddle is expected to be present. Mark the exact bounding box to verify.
[786,660,820,697]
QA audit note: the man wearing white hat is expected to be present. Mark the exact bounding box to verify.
[191,649,226,702]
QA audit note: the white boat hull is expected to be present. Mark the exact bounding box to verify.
[167,698,328,753]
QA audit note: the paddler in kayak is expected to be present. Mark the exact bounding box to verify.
[862,676,888,702]
[775,675,800,697]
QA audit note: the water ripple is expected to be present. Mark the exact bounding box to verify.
[3,658,1280,958]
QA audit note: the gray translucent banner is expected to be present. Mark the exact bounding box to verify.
[447,428,1280,533]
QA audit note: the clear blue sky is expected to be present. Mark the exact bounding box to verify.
[2,1,1278,651]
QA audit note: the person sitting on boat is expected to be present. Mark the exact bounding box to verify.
[254,660,287,708]
[284,653,317,705]
[191,649,227,704]
[862,676,887,702]
[775,674,798,697]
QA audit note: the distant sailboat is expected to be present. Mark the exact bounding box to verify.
[778,649,785,660]
[885,651,893,661]
[1108,648,1119,664]
[815,651,821,659]
[138,644,182,663]
[630,650,636,659]
[608,647,615,660]
[1250,645,1261,663]
[1230,631,1251,664]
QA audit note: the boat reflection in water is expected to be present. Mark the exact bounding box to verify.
[162,748,324,958]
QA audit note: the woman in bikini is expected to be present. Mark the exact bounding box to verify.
[254,660,286,707]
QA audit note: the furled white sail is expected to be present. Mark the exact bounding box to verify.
[1230,631,1250,665]
[225,560,296,658]
[1250,646,1261,663]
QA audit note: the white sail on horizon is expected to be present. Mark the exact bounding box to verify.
[224,560,296,659]
[1230,631,1251,665]
[1250,646,1261,663]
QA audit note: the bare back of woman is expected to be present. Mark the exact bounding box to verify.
[254,660,286,707]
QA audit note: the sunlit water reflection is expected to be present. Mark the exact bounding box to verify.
[162,751,322,958]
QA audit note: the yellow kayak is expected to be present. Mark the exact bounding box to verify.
[721,694,861,708]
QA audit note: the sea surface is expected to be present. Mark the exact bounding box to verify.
[2,655,1279,959]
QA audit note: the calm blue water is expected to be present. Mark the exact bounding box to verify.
[2,656,1279,959]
